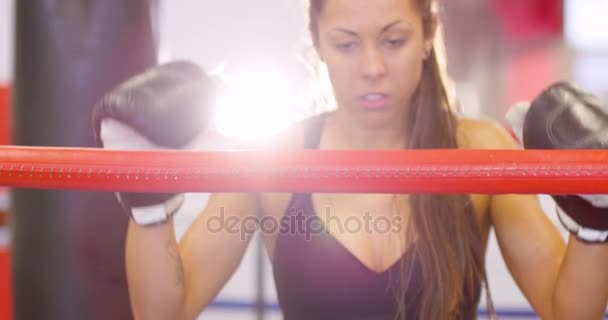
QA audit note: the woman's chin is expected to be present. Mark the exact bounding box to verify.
[356,108,403,128]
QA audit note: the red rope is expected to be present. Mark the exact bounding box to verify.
[0,146,607,194]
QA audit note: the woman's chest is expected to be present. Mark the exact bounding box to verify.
[257,192,493,261]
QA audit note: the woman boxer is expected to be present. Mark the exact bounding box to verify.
[93,0,608,319]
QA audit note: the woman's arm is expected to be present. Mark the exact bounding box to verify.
[460,119,608,319]
[126,192,260,320]
[489,192,565,319]
[553,236,608,319]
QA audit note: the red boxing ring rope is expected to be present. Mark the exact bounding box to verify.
[0,146,607,194]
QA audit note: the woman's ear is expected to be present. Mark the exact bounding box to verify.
[426,14,439,40]
[423,44,432,60]
[423,15,438,59]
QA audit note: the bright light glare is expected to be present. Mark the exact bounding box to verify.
[213,68,298,141]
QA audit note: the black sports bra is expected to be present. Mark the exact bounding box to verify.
[271,114,422,319]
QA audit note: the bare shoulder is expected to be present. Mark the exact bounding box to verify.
[456,118,523,227]
[224,114,325,217]
[203,117,315,213]
[457,117,520,150]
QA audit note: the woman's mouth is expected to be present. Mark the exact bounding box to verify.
[359,93,390,110]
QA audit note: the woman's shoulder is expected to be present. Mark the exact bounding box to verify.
[456,117,520,150]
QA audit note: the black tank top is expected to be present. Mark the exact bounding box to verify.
[271,113,482,319]
[271,114,422,319]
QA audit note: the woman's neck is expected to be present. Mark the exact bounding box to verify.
[323,110,408,150]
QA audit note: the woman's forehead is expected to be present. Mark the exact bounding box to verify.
[318,0,419,29]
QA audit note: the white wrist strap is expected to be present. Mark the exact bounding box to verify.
[118,193,185,225]
[556,205,608,243]
[579,194,608,208]
[102,119,191,225]
[100,118,208,150]
[101,119,168,150]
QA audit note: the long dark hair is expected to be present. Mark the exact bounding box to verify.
[309,1,489,319]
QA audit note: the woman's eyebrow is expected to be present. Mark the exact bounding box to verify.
[381,20,408,32]
[330,20,409,36]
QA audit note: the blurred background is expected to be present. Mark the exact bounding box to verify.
[0,0,607,319]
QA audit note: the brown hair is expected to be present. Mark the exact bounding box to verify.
[309,1,490,319]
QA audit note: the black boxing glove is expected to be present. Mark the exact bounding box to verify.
[506,82,608,243]
[92,61,218,226]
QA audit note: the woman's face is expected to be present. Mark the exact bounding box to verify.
[316,0,432,127]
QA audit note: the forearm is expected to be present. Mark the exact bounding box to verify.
[125,218,186,320]
[553,235,608,320]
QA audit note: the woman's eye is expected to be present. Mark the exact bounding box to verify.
[335,42,357,51]
[384,39,405,48]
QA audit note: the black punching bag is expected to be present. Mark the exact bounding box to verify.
[11,1,157,319]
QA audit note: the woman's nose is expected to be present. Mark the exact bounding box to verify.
[360,47,387,82]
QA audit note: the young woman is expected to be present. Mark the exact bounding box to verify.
[93,0,608,319]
